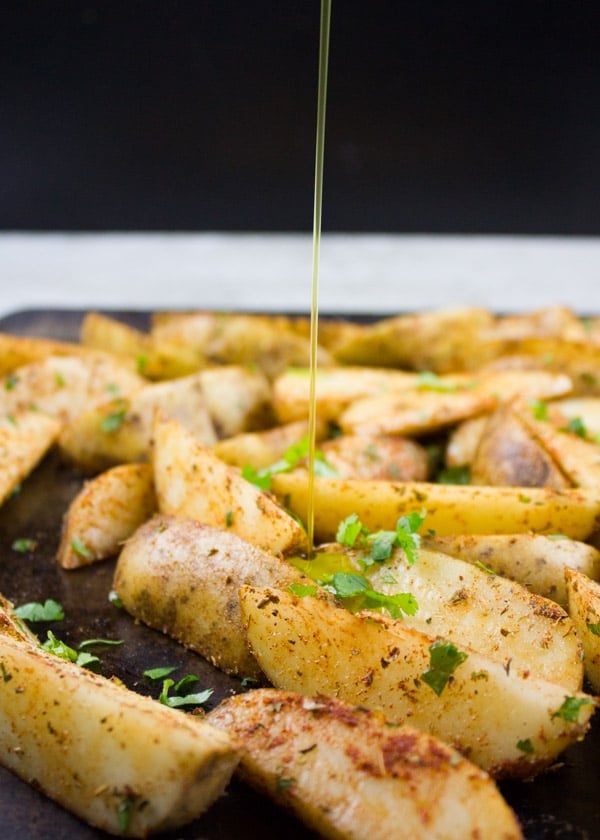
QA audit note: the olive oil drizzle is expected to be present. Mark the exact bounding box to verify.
[307,0,332,553]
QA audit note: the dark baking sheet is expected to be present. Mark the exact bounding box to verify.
[0,308,598,840]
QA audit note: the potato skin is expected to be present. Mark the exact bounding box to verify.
[208,689,523,840]
[114,515,305,678]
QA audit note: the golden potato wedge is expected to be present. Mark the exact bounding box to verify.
[363,547,582,690]
[498,338,600,396]
[208,689,523,840]
[339,387,495,437]
[240,586,595,777]
[320,434,429,481]
[198,366,273,437]
[445,415,487,468]
[470,407,571,489]
[151,311,332,378]
[272,366,417,424]
[0,410,61,506]
[271,474,600,543]
[515,402,600,488]
[114,515,306,678]
[57,463,156,569]
[153,415,308,556]
[59,373,217,473]
[0,601,238,837]
[80,311,210,380]
[213,419,324,470]
[0,332,96,376]
[329,307,496,371]
[0,354,144,425]
[425,533,600,607]
[565,568,600,693]
[486,306,587,343]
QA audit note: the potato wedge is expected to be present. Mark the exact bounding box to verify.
[320,434,429,481]
[498,338,600,396]
[59,373,217,473]
[208,689,523,840]
[57,463,156,569]
[565,568,600,694]
[364,547,582,690]
[0,410,61,506]
[470,407,571,489]
[0,600,238,837]
[0,332,96,375]
[198,366,273,437]
[240,586,595,777]
[272,474,600,542]
[425,533,600,607]
[80,311,205,381]
[272,366,417,424]
[114,515,306,678]
[329,307,496,371]
[552,396,600,436]
[151,311,332,378]
[0,354,143,425]
[154,415,308,555]
[445,415,487,467]
[213,419,323,470]
[515,402,600,488]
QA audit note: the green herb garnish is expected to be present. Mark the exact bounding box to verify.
[421,640,468,696]
[551,696,595,723]
[144,665,178,681]
[71,536,92,559]
[11,537,37,553]
[242,435,337,491]
[517,738,534,754]
[100,408,127,433]
[14,599,64,622]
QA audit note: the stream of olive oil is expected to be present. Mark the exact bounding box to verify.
[306,0,332,553]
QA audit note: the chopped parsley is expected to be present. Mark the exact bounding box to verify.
[41,631,101,670]
[78,638,124,650]
[437,465,471,485]
[336,510,425,566]
[560,416,588,439]
[144,665,178,681]
[551,696,595,723]
[100,407,127,433]
[242,435,337,491]
[421,640,468,696]
[587,622,600,637]
[11,537,38,554]
[108,589,123,609]
[241,676,259,689]
[71,536,92,559]
[4,374,18,391]
[329,571,418,619]
[117,796,136,834]
[158,676,213,709]
[530,399,549,421]
[14,599,64,622]
[288,583,318,598]
[416,371,461,392]
[517,738,534,754]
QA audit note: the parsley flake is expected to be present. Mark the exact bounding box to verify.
[551,696,595,723]
[422,640,468,696]
[100,408,127,433]
[11,537,38,554]
[517,738,534,754]
[14,599,64,622]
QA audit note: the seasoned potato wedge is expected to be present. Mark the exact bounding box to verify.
[364,547,582,690]
[151,311,332,378]
[552,396,600,436]
[213,419,323,470]
[445,415,487,468]
[340,387,495,437]
[272,474,600,542]
[273,366,417,424]
[0,410,61,506]
[0,354,143,425]
[425,533,600,607]
[470,407,571,488]
[328,307,496,371]
[208,689,523,840]
[320,434,429,481]
[114,515,306,678]
[515,402,600,488]
[57,463,156,569]
[59,373,217,473]
[0,332,96,375]
[198,366,273,437]
[0,600,238,837]
[498,338,600,396]
[154,415,308,555]
[565,568,600,693]
[80,311,203,380]
[240,586,595,777]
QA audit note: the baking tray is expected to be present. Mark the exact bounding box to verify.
[0,309,598,840]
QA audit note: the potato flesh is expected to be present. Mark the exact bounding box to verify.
[154,415,308,556]
[0,410,61,505]
[240,586,594,778]
[365,547,582,691]
[57,462,157,568]
[0,623,238,837]
[272,474,600,543]
[208,689,523,840]
[425,533,600,608]
[566,568,600,694]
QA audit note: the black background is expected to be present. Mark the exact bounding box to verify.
[2,1,600,233]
